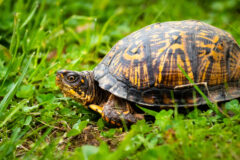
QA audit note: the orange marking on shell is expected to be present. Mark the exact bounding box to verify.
[213,36,219,43]
[180,38,194,82]
[200,60,210,82]
[142,62,150,87]
[81,79,84,83]
[230,51,240,80]
[134,65,138,87]
[217,43,224,51]
[154,32,194,87]
[208,55,227,85]
[176,54,185,85]
[155,52,167,86]
[137,64,141,88]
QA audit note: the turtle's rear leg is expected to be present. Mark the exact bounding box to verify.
[101,95,144,126]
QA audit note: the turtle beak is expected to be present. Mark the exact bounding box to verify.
[56,70,67,79]
[56,70,67,85]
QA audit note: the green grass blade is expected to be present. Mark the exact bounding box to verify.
[136,105,157,117]
[177,64,220,114]
[23,127,52,159]
[0,100,28,128]
[20,1,39,29]
[0,54,33,115]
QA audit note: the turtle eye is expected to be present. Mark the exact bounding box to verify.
[66,74,78,83]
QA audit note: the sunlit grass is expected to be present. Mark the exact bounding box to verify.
[0,0,240,159]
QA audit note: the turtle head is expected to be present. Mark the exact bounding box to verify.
[56,70,95,106]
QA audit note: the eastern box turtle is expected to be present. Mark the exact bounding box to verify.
[56,20,240,126]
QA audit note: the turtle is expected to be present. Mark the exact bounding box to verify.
[56,20,240,126]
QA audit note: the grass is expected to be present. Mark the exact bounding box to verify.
[0,0,240,159]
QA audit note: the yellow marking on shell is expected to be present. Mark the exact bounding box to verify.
[181,38,194,82]
[81,79,84,83]
[197,32,213,42]
[106,51,116,65]
[137,64,141,88]
[213,36,219,43]
[176,54,183,85]
[196,34,226,85]
[151,34,158,38]
[154,32,194,87]
[209,53,226,85]
[217,43,223,51]
[118,66,123,77]
[150,39,164,43]
[131,47,138,53]
[155,51,168,86]
[142,62,150,87]
[132,31,142,39]
[122,45,145,61]
[134,64,138,87]
[118,40,124,45]
[200,60,210,82]
[135,40,142,45]
[112,59,121,71]
[154,36,171,86]
[145,26,151,31]
[60,74,64,78]
[230,49,240,80]
[153,24,160,28]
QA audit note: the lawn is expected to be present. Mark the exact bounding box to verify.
[0,0,240,159]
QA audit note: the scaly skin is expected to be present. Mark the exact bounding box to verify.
[56,70,143,126]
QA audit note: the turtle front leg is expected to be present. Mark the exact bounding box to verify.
[89,104,103,114]
[101,95,144,126]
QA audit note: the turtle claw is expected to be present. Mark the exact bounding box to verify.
[102,104,137,127]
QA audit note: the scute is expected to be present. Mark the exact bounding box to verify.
[94,20,240,107]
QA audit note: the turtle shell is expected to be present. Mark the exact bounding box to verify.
[94,20,240,107]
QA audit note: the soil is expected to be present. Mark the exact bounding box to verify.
[69,125,126,150]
